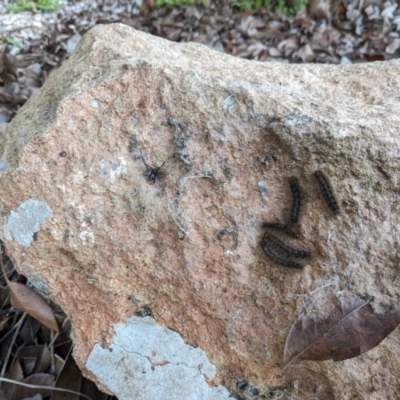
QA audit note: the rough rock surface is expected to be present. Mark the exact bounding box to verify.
[1,23,400,399]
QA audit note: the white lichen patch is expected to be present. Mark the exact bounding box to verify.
[331,127,349,138]
[55,183,66,193]
[4,199,52,247]
[78,225,95,244]
[0,159,9,171]
[97,157,127,184]
[69,201,96,244]
[223,95,236,115]
[72,170,86,184]
[86,316,234,400]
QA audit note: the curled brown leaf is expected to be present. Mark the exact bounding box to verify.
[283,296,400,368]
[13,373,55,399]
[1,262,59,333]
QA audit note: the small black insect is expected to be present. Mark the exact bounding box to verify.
[261,240,304,269]
[263,234,310,258]
[314,170,341,215]
[289,176,302,224]
[250,387,260,396]
[59,151,67,157]
[262,222,300,239]
[266,387,284,399]
[141,153,176,183]
[237,381,250,391]
[136,305,153,317]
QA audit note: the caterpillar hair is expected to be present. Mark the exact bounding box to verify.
[261,240,304,269]
[314,170,341,215]
[264,234,310,258]
[289,176,302,224]
[261,222,300,238]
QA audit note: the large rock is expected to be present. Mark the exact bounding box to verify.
[1,23,400,400]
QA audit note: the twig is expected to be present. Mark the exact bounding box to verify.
[48,318,69,374]
[0,377,94,400]
[0,312,22,346]
[0,312,27,387]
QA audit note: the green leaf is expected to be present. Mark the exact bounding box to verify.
[4,37,22,49]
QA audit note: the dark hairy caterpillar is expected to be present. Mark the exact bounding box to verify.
[261,240,304,269]
[314,170,341,215]
[264,234,310,258]
[289,176,302,224]
[262,222,300,238]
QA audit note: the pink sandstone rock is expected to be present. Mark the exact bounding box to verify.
[1,23,400,400]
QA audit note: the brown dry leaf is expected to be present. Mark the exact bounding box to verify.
[51,345,105,399]
[292,17,316,30]
[0,45,5,75]
[2,54,18,84]
[19,345,51,376]
[296,43,315,62]
[312,25,341,48]
[8,281,59,333]
[139,0,156,17]
[80,378,108,400]
[268,47,281,57]
[22,395,43,400]
[307,0,332,21]
[19,316,42,345]
[0,311,13,332]
[0,323,13,364]
[0,72,17,85]
[278,38,299,55]
[1,263,59,333]
[8,359,24,382]
[51,347,82,400]
[3,359,24,399]
[385,39,400,54]
[0,390,8,400]
[283,296,400,368]
[13,373,54,399]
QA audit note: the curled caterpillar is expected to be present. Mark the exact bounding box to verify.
[217,228,238,250]
[261,240,304,269]
[264,234,310,258]
[262,222,300,238]
[314,170,341,215]
[289,176,302,224]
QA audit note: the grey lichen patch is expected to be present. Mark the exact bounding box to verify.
[27,274,51,296]
[4,199,52,247]
[86,316,234,400]
[0,159,9,171]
